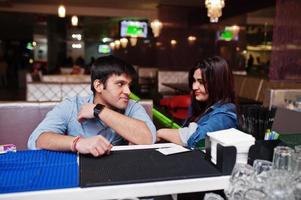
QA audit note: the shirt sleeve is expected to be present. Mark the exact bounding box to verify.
[187,110,237,148]
[27,99,74,150]
[178,122,198,146]
[127,102,157,144]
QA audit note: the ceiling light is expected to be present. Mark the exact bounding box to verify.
[170,39,177,46]
[120,38,128,48]
[114,40,121,49]
[58,5,66,18]
[205,0,225,23]
[129,37,138,47]
[71,15,78,26]
[188,36,197,45]
[109,42,115,50]
[150,19,163,37]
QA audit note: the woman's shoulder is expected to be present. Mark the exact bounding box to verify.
[211,102,236,113]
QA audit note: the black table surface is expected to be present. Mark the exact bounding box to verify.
[80,148,224,188]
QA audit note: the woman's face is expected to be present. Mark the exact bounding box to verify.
[192,68,209,102]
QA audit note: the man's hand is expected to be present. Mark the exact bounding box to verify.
[76,135,112,157]
[78,103,95,122]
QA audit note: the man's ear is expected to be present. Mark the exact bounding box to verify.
[93,79,104,93]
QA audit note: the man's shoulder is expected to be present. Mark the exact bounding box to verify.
[56,95,92,110]
[126,99,141,109]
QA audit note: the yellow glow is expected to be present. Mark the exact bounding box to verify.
[71,15,78,26]
[58,5,66,18]
[170,39,177,46]
[150,19,163,37]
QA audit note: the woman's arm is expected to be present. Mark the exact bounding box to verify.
[156,128,183,145]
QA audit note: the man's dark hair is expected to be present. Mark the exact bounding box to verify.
[90,55,137,95]
[188,56,235,120]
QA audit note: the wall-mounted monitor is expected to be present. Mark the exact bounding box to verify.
[120,20,148,38]
[98,44,111,54]
[217,26,240,41]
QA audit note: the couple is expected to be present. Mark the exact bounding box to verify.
[28,55,237,156]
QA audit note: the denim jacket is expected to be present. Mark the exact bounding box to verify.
[186,102,237,148]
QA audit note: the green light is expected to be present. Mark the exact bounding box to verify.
[220,31,233,41]
[26,42,33,50]
[98,45,110,54]
[126,25,143,37]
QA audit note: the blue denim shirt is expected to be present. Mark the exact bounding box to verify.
[187,102,237,148]
[28,95,156,149]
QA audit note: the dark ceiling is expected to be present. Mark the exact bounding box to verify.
[0,0,276,40]
[0,0,275,17]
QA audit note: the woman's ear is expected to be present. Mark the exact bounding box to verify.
[93,79,104,93]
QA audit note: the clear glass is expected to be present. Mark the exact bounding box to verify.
[266,169,295,200]
[244,188,267,200]
[272,146,293,171]
[253,159,273,176]
[292,152,301,173]
[295,145,301,154]
[203,193,224,200]
[294,183,301,200]
[225,163,255,200]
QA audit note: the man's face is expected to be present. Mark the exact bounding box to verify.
[98,73,132,110]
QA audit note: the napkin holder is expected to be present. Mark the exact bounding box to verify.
[205,136,237,175]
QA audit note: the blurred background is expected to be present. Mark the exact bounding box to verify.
[0,0,300,127]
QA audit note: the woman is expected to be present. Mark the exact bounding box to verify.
[157,56,237,148]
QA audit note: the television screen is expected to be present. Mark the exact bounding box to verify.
[217,26,239,41]
[98,44,111,54]
[120,20,148,38]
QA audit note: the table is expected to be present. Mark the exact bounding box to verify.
[161,83,190,94]
[0,143,230,200]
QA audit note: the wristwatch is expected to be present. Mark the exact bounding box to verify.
[93,104,105,119]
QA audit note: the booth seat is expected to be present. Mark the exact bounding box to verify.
[233,74,301,105]
[157,71,189,96]
[0,100,153,150]
[27,82,91,101]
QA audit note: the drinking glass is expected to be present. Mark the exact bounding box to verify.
[272,146,293,171]
[244,188,267,200]
[253,159,273,175]
[203,193,224,200]
[225,163,255,199]
[294,183,301,200]
[266,170,295,200]
[292,152,301,173]
[295,145,301,154]
[252,159,273,186]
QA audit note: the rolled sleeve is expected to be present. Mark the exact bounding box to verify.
[179,122,198,146]
[187,111,237,148]
[27,99,74,149]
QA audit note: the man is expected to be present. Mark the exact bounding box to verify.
[28,55,156,157]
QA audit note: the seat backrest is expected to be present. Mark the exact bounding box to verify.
[138,100,153,119]
[157,71,188,94]
[272,107,301,134]
[0,102,57,150]
[169,95,191,109]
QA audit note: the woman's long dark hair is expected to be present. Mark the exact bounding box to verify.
[188,56,235,122]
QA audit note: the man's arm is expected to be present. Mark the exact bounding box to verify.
[78,104,153,144]
[36,132,112,157]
